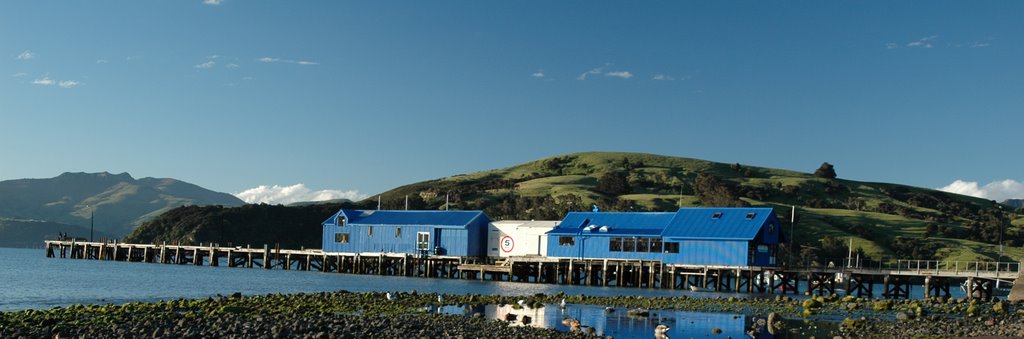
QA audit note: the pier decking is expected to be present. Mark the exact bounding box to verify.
[45,240,1020,300]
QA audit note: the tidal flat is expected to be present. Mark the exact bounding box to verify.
[1,291,1022,338]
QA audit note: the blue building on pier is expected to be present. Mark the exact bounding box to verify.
[545,207,784,266]
[321,209,490,257]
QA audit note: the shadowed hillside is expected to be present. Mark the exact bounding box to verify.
[125,203,355,249]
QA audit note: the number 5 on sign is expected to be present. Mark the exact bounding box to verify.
[500,235,514,253]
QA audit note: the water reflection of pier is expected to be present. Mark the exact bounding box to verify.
[45,240,1018,300]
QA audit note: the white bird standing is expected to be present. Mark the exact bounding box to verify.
[386,292,395,301]
[517,299,527,308]
[654,324,670,338]
[559,298,567,309]
[437,295,444,303]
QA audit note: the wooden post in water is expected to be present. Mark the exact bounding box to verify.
[262,245,271,269]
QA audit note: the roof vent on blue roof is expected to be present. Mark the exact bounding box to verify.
[712,212,723,219]
[745,212,756,220]
[599,225,610,232]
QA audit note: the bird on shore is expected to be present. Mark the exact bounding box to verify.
[517,299,527,308]
[386,292,396,301]
[437,295,444,303]
[655,324,670,337]
[559,298,567,309]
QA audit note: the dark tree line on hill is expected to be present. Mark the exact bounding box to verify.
[125,203,357,248]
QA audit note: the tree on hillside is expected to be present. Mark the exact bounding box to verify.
[597,171,631,196]
[692,173,747,207]
[814,162,837,179]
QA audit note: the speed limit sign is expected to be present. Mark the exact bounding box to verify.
[500,235,514,253]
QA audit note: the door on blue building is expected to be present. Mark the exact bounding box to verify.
[753,244,771,266]
[417,232,430,254]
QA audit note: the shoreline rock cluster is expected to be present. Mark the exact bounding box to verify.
[2,291,1023,338]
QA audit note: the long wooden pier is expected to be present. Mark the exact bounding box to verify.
[45,240,1019,300]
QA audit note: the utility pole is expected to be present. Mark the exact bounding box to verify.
[90,206,94,242]
[788,205,795,267]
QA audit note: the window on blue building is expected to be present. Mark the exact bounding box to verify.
[335,233,350,243]
[664,242,679,253]
[610,238,622,251]
[636,238,649,252]
[650,238,662,252]
[368,226,373,237]
[395,227,401,238]
[622,238,635,252]
[559,236,575,246]
[416,232,430,250]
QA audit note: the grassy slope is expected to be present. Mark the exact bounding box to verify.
[373,152,1018,262]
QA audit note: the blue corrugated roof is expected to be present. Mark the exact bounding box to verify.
[546,212,675,236]
[662,207,775,240]
[331,209,485,228]
[546,208,779,240]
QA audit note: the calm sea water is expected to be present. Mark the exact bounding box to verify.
[0,247,971,313]
[0,247,749,312]
[5,247,913,337]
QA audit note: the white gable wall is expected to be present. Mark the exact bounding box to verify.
[487,220,558,258]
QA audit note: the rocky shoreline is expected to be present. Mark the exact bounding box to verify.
[2,291,1023,338]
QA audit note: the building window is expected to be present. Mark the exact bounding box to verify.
[636,238,649,252]
[368,226,373,237]
[416,232,430,251]
[395,227,401,238]
[712,212,723,219]
[337,216,346,227]
[335,233,350,243]
[622,237,635,252]
[559,236,575,246]
[664,242,679,254]
[610,237,622,252]
[650,238,662,253]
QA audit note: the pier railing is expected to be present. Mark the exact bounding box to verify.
[795,257,1019,279]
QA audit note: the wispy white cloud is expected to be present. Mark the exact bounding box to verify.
[234,183,367,205]
[939,179,1024,202]
[11,72,27,77]
[16,50,36,60]
[258,57,320,65]
[96,59,109,64]
[885,43,899,49]
[226,63,239,68]
[32,76,55,86]
[195,61,216,69]
[58,80,80,88]
[605,71,633,79]
[907,35,937,48]
[531,70,545,78]
[577,65,607,80]
[203,0,223,5]
[970,42,991,48]
[652,74,674,81]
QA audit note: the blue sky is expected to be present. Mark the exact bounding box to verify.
[2,1,1022,204]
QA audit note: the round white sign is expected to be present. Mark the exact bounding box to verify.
[500,235,515,253]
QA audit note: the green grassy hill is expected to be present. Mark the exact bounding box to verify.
[371,152,1022,263]
[125,152,1021,264]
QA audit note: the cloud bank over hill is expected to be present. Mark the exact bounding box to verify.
[234,184,366,205]
[939,179,1024,201]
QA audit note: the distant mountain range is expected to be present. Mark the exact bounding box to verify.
[0,172,244,247]
[1004,199,1024,209]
